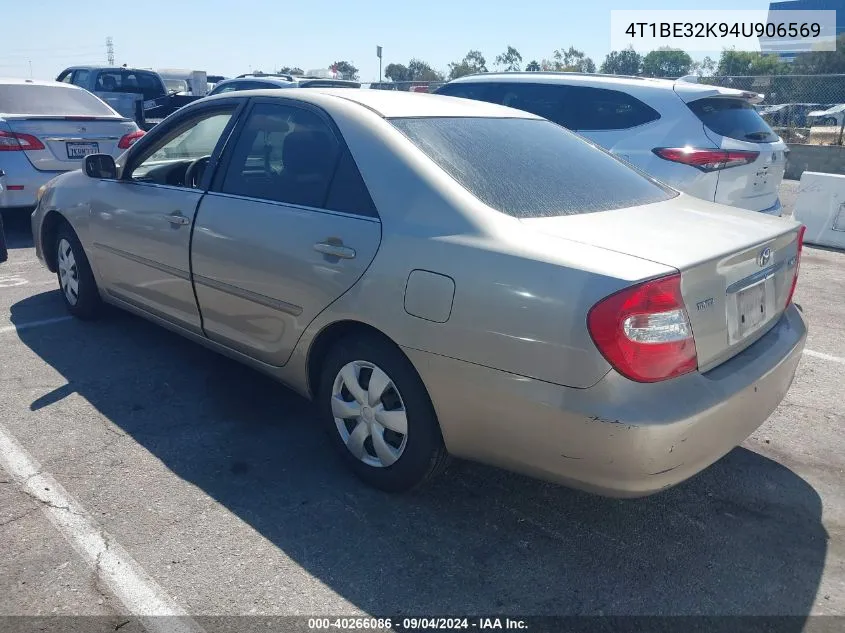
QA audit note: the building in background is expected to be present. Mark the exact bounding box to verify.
[763,0,845,62]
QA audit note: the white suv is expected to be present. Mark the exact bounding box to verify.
[435,73,787,215]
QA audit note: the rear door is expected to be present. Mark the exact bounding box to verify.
[192,99,381,366]
[680,94,787,212]
[0,83,137,170]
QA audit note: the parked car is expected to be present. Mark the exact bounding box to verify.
[32,89,806,497]
[56,66,203,129]
[208,73,360,96]
[806,103,845,127]
[1,78,143,211]
[436,73,788,215]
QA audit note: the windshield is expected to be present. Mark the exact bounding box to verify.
[688,98,779,143]
[0,84,117,117]
[389,117,675,219]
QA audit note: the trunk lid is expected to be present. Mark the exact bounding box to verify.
[4,116,136,171]
[679,89,787,212]
[521,195,803,371]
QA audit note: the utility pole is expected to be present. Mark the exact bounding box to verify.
[377,45,383,83]
[28,60,33,78]
[106,37,115,66]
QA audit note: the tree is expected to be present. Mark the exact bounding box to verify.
[549,46,595,72]
[448,50,488,80]
[332,60,359,80]
[495,46,523,72]
[385,63,410,82]
[641,47,693,77]
[692,56,716,78]
[716,50,786,76]
[407,58,444,81]
[526,60,541,72]
[277,66,304,75]
[791,34,845,74]
[600,48,642,75]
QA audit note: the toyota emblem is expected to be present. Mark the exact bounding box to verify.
[757,247,772,267]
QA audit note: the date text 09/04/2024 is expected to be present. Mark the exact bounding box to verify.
[625,21,821,38]
[307,617,529,630]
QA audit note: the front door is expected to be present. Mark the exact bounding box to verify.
[191,100,382,365]
[89,104,238,332]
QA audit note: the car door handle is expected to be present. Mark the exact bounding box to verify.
[313,241,356,259]
[163,212,190,226]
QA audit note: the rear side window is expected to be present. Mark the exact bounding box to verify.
[391,117,675,219]
[567,86,660,130]
[439,82,659,131]
[95,70,163,101]
[688,98,779,143]
[0,85,116,117]
[324,150,378,217]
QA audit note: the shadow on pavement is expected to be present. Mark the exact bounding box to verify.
[0,209,35,250]
[10,293,828,621]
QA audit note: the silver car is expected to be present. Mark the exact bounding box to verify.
[31,89,807,497]
[1,78,144,211]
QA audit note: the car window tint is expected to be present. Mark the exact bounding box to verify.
[324,149,378,217]
[95,70,162,101]
[221,103,340,208]
[391,117,675,219]
[492,83,575,128]
[72,69,90,87]
[688,97,779,143]
[567,86,660,130]
[0,85,115,117]
[130,110,234,184]
[435,82,498,103]
[58,71,73,83]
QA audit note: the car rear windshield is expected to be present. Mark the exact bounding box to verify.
[390,117,675,219]
[0,84,116,117]
[688,97,779,143]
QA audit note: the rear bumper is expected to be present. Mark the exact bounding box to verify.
[0,156,64,209]
[406,304,807,497]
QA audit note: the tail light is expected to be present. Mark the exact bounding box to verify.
[587,273,698,383]
[118,130,146,149]
[785,225,806,307]
[653,147,759,172]
[0,130,45,151]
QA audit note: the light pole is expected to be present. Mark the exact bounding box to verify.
[377,45,383,84]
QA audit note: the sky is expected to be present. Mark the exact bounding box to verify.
[1,0,777,82]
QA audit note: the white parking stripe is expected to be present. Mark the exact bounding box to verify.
[804,349,845,365]
[0,316,73,335]
[0,422,206,633]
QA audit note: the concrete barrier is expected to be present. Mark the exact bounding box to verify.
[785,144,845,180]
[793,171,845,249]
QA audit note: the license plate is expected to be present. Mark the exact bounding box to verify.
[143,99,158,110]
[737,281,767,338]
[66,142,99,159]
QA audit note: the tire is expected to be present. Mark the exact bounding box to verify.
[55,224,102,320]
[318,334,449,492]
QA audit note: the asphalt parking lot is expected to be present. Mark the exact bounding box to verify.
[0,179,843,630]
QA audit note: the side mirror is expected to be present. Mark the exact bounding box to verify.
[83,154,117,180]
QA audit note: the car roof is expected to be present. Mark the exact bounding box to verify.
[0,77,86,89]
[203,87,543,119]
[219,76,295,86]
[445,71,759,101]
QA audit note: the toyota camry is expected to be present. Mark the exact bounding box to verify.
[31,89,807,496]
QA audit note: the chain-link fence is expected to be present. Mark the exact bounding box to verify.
[363,73,845,145]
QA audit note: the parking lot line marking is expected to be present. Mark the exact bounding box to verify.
[0,316,73,335]
[0,422,207,633]
[804,349,845,365]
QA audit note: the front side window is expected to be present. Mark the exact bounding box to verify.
[220,103,340,208]
[391,117,675,219]
[71,70,91,88]
[129,109,234,186]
